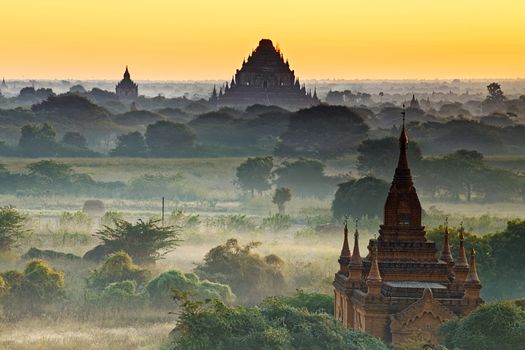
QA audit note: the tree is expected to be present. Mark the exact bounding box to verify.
[440,301,525,350]
[275,105,369,158]
[88,218,181,265]
[331,177,390,219]
[87,252,150,291]
[110,131,147,156]
[357,137,422,178]
[272,187,292,214]
[169,292,388,350]
[273,159,338,198]
[145,120,196,157]
[18,123,58,156]
[27,160,73,180]
[195,239,286,304]
[0,259,65,317]
[486,82,506,103]
[0,206,30,253]
[235,156,274,197]
[62,131,87,149]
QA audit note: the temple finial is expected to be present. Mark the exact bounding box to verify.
[456,221,469,268]
[367,245,382,282]
[466,248,480,283]
[351,219,362,266]
[338,216,351,275]
[440,217,454,263]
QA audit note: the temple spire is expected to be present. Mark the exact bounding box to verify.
[466,248,480,283]
[338,219,351,275]
[124,66,130,80]
[350,219,362,266]
[440,217,454,263]
[456,222,469,268]
[367,246,382,283]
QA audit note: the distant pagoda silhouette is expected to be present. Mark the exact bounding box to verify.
[116,66,138,103]
[211,39,319,109]
[333,107,483,346]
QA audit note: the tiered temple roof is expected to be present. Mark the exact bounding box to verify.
[333,106,483,345]
[116,66,138,102]
[211,39,319,109]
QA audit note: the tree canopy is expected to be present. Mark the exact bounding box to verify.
[235,156,274,196]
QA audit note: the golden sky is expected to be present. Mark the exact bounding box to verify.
[2,0,525,80]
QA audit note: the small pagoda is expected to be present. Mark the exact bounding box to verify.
[333,107,483,346]
[211,39,319,109]
[116,66,138,102]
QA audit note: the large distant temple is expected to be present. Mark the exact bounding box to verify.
[210,39,319,109]
[333,108,483,346]
[116,66,138,102]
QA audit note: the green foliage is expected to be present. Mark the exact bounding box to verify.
[110,131,146,156]
[169,294,388,350]
[273,290,333,314]
[145,120,196,157]
[87,252,150,291]
[205,214,257,233]
[273,187,292,214]
[145,270,234,307]
[101,211,124,227]
[262,213,292,231]
[60,211,92,228]
[275,105,369,159]
[332,176,390,219]
[0,259,65,317]
[18,123,58,156]
[92,219,181,265]
[62,131,87,149]
[195,239,286,304]
[235,156,274,196]
[439,301,525,350]
[128,173,202,201]
[428,219,525,300]
[85,280,148,309]
[273,158,340,198]
[0,205,30,252]
[357,137,422,178]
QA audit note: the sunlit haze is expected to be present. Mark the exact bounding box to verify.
[2,0,525,80]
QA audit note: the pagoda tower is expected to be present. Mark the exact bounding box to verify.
[333,107,483,346]
[116,66,138,102]
[213,39,319,109]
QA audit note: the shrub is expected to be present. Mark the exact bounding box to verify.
[262,213,291,231]
[87,252,150,291]
[273,290,333,314]
[0,260,65,317]
[195,239,286,304]
[439,301,525,350]
[169,293,388,350]
[0,206,31,253]
[88,218,181,265]
[145,270,234,307]
[85,280,148,309]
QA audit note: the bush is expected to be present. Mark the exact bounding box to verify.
[273,290,333,314]
[261,213,292,231]
[145,270,234,307]
[87,218,181,265]
[439,301,525,350]
[0,206,31,253]
[0,260,65,317]
[169,294,388,350]
[87,252,150,291]
[85,280,148,309]
[195,239,286,304]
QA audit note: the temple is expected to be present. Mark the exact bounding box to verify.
[409,94,421,109]
[116,66,138,103]
[211,39,319,109]
[333,107,483,346]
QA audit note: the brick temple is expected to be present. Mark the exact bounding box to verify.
[333,109,483,346]
[210,39,319,109]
